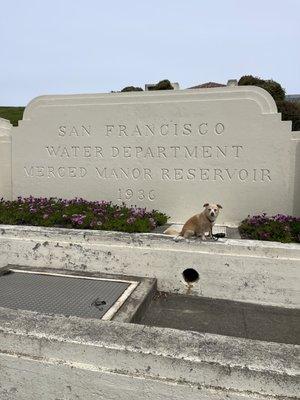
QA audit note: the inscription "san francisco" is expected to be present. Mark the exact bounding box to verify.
[57,122,225,137]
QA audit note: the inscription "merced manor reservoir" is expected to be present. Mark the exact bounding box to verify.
[24,166,271,182]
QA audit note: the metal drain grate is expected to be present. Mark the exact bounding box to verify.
[0,269,139,320]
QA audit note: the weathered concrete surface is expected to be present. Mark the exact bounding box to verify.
[0,225,299,308]
[139,292,300,345]
[1,354,291,400]
[0,307,299,399]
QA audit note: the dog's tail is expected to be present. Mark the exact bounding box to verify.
[163,227,181,236]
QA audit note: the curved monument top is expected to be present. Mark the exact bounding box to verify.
[23,85,277,120]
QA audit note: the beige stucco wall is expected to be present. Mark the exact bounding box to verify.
[9,87,299,224]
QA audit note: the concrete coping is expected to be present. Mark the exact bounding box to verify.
[1,224,299,258]
[0,306,296,374]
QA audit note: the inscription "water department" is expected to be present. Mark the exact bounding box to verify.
[45,145,243,159]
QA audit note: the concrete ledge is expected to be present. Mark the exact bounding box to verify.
[0,225,299,308]
[0,307,298,399]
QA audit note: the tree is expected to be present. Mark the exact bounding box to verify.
[148,79,174,91]
[277,100,300,131]
[238,75,300,130]
[121,86,143,92]
[238,75,285,102]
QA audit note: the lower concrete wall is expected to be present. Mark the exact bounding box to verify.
[0,308,298,400]
[1,353,294,400]
[0,225,299,308]
[0,226,299,399]
[0,353,283,400]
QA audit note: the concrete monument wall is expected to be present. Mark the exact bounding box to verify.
[0,87,299,224]
[0,118,12,200]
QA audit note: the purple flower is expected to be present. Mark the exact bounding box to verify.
[259,231,270,239]
[130,207,147,218]
[0,195,167,232]
[127,217,136,225]
[71,214,85,225]
[149,217,156,228]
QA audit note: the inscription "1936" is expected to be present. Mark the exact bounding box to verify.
[117,188,156,201]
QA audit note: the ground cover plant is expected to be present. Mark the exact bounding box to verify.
[0,196,169,233]
[239,213,300,243]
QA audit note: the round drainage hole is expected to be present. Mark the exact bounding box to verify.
[182,268,199,283]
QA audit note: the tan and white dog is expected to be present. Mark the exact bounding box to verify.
[164,203,222,240]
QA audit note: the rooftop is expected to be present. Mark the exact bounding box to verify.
[189,81,226,89]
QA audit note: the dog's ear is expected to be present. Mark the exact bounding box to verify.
[217,204,222,209]
[203,203,209,208]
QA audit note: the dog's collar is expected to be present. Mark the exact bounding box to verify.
[204,213,215,223]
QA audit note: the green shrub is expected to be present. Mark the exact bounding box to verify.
[121,86,143,92]
[290,220,300,239]
[148,79,174,91]
[238,75,264,86]
[277,100,300,131]
[239,213,300,243]
[238,75,300,130]
[0,197,169,233]
[238,75,285,102]
[0,106,25,126]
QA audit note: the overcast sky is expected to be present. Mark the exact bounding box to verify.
[1,0,299,105]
